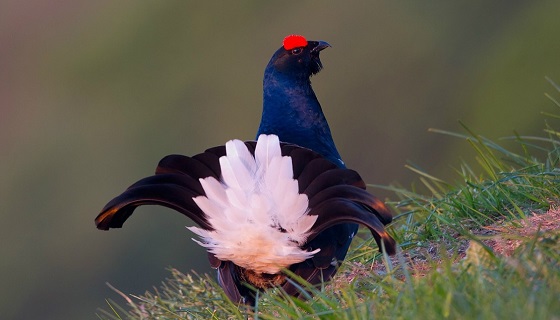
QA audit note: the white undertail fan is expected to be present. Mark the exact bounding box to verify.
[96,134,396,304]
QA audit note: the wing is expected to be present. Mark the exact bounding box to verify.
[95,153,222,231]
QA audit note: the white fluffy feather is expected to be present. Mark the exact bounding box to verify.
[187,134,319,274]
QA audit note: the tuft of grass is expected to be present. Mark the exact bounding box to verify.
[98,233,560,320]
[378,114,560,246]
[96,80,560,319]
[96,271,247,319]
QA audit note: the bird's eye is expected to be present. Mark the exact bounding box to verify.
[291,48,303,55]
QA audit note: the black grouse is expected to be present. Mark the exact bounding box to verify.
[95,35,396,305]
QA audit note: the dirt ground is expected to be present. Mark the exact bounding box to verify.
[332,206,560,286]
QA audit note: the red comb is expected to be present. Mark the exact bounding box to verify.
[283,35,308,50]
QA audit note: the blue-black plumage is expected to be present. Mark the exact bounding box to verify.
[256,36,360,296]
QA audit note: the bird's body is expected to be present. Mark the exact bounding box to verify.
[95,35,396,305]
[255,36,359,297]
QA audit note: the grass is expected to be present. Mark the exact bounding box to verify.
[96,81,560,319]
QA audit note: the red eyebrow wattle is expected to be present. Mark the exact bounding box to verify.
[283,34,308,50]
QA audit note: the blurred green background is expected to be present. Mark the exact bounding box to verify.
[2,1,559,319]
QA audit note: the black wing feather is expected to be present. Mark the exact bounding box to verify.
[307,198,396,255]
[95,183,211,230]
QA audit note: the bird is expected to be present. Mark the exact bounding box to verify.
[95,35,396,305]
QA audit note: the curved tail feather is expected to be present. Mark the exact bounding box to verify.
[95,135,397,305]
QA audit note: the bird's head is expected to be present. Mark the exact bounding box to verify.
[267,35,331,78]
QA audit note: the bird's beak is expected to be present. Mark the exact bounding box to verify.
[311,41,331,53]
